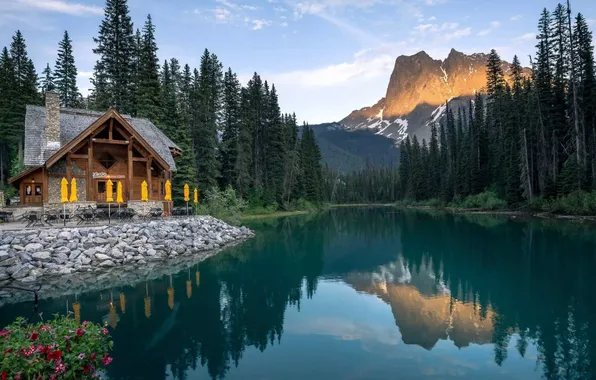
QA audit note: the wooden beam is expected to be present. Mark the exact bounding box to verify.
[109,119,113,140]
[92,138,129,145]
[42,167,48,203]
[146,158,152,199]
[66,152,72,184]
[132,157,148,162]
[128,138,133,200]
[70,154,88,159]
[87,137,93,202]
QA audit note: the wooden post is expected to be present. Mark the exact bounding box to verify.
[42,167,48,203]
[109,119,113,140]
[128,138,133,201]
[87,137,93,201]
[146,157,152,200]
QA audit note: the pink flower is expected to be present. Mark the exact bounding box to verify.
[78,353,85,359]
[29,331,39,341]
[40,326,48,332]
[76,328,85,337]
[102,354,113,366]
[83,321,89,327]
[102,328,109,335]
[54,361,66,374]
[0,330,10,338]
[64,335,71,342]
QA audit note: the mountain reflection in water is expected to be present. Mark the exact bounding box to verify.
[0,208,595,380]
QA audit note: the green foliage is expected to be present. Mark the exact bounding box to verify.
[54,30,82,108]
[452,190,508,210]
[528,191,596,214]
[201,186,247,224]
[0,315,113,379]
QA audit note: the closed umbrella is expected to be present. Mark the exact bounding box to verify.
[164,180,172,217]
[141,180,148,201]
[193,188,198,215]
[183,184,190,216]
[60,178,68,226]
[106,180,113,224]
[116,181,123,219]
[69,178,77,202]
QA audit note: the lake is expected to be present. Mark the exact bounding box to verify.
[1,207,595,379]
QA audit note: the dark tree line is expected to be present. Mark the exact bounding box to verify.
[327,2,596,207]
[0,0,324,207]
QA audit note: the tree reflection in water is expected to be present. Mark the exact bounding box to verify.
[0,209,594,380]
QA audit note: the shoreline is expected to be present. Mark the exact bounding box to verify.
[240,210,310,220]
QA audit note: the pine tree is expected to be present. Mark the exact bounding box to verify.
[40,63,55,93]
[299,125,323,203]
[54,31,82,108]
[235,86,253,198]
[136,15,161,121]
[264,84,286,205]
[0,47,19,186]
[193,49,222,193]
[92,0,135,113]
[220,68,241,189]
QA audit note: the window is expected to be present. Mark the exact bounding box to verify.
[97,181,106,194]
[25,185,32,196]
[35,185,42,195]
[97,152,117,170]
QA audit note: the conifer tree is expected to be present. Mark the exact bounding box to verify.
[220,68,241,189]
[264,84,286,204]
[40,63,55,93]
[92,0,135,113]
[54,31,82,108]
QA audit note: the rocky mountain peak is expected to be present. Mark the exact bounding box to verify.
[340,49,526,144]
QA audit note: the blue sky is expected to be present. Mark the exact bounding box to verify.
[0,0,594,124]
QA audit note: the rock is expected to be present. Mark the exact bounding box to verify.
[94,237,109,245]
[0,257,18,268]
[20,275,37,283]
[58,231,72,240]
[99,260,115,267]
[11,264,32,279]
[81,256,91,265]
[95,253,111,261]
[53,253,68,265]
[25,243,44,252]
[69,250,81,260]
[32,251,51,261]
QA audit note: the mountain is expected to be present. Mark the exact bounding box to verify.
[312,49,529,170]
[309,123,400,171]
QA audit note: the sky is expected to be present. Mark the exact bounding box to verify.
[0,0,595,124]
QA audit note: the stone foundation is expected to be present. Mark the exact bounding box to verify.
[127,200,163,215]
[0,216,254,288]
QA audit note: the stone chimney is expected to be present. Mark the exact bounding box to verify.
[45,90,61,149]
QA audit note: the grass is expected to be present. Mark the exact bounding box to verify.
[240,210,310,220]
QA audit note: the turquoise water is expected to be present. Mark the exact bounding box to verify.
[1,208,595,379]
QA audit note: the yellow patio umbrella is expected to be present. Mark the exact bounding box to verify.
[119,293,126,314]
[60,178,68,226]
[69,178,78,202]
[164,180,172,201]
[60,178,68,203]
[193,188,198,203]
[106,180,114,224]
[141,180,148,202]
[106,180,114,202]
[116,181,124,203]
[183,184,190,216]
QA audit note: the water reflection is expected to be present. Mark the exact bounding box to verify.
[0,209,595,379]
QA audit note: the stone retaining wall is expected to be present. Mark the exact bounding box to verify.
[0,216,253,287]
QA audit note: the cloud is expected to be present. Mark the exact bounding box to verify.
[514,32,536,41]
[251,19,272,30]
[490,21,500,28]
[443,27,471,40]
[510,14,522,21]
[477,20,500,36]
[14,0,103,15]
[412,22,458,35]
[280,21,289,27]
[213,7,233,22]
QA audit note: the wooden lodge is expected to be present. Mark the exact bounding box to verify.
[8,91,181,208]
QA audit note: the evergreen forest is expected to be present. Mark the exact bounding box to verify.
[0,0,324,209]
[326,2,596,214]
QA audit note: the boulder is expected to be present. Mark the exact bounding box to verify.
[32,251,51,261]
[25,243,44,252]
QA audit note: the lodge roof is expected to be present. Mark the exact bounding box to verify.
[24,105,180,170]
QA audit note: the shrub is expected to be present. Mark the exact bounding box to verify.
[456,190,507,210]
[0,315,113,379]
[202,186,248,224]
[528,191,596,215]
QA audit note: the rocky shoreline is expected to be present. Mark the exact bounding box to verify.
[0,217,254,301]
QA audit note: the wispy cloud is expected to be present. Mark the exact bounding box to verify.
[15,0,103,15]
[477,20,500,36]
[412,22,458,35]
[213,7,233,23]
[443,27,471,40]
[510,14,522,21]
[514,32,536,41]
[251,19,272,30]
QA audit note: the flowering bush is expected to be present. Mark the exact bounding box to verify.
[0,315,113,379]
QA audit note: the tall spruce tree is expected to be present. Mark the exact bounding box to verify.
[220,68,241,189]
[54,31,82,108]
[92,0,135,113]
[264,84,286,204]
[136,15,161,121]
[40,63,55,93]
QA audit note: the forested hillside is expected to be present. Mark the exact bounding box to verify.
[0,0,324,209]
[327,2,596,213]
